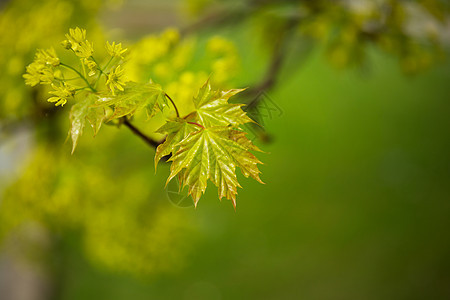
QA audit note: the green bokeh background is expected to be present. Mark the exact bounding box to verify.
[59,50,450,299]
[1,1,450,299]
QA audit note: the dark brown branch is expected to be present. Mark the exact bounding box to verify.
[245,46,284,109]
[122,119,163,149]
[244,18,299,109]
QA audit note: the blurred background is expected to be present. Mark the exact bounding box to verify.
[1,0,450,299]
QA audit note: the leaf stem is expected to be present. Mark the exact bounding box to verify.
[81,60,87,78]
[165,93,180,118]
[187,122,204,129]
[60,63,97,92]
[91,57,105,89]
[55,77,79,81]
[74,87,91,92]
[92,56,113,89]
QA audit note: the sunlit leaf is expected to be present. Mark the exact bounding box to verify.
[95,82,166,120]
[190,81,254,127]
[166,126,263,208]
[154,118,197,168]
[69,93,107,154]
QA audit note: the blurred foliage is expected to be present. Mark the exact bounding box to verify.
[187,0,449,72]
[0,139,197,276]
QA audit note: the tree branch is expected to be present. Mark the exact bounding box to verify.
[244,18,299,109]
[122,119,163,149]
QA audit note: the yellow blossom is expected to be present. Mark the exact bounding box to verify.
[62,27,94,58]
[66,27,86,44]
[47,83,75,107]
[23,61,54,86]
[105,65,126,95]
[106,41,128,59]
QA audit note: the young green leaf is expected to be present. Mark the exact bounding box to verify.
[69,93,107,154]
[167,126,263,208]
[154,118,197,168]
[95,82,166,120]
[190,81,254,127]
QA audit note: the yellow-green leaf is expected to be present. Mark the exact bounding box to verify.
[154,118,197,168]
[167,126,263,208]
[69,93,107,153]
[191,80,254,127]
[95,82,166,120]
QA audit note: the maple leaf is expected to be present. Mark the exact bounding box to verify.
[69,93,107,154]
[154,118,197,168]
[189,81,254,127]
[166,126,263,208]
[95,82,166,120]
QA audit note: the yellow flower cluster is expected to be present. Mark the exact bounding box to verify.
[23,48,60,86]
[0,0,107,120]
[23,27,132,107]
